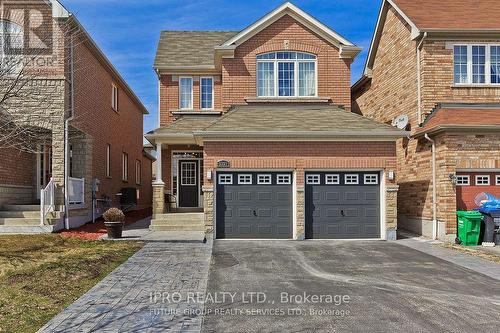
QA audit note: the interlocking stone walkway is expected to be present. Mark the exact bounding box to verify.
[39,240,212,333]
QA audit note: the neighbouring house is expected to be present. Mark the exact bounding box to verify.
[0,0,153,232]
[352,0,500,241]
[146,2,408,240]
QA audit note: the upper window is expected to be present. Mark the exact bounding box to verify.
[0,20,23,74]
[179,77,193,109]
[256,51,317,98]
[200,77,214,109]
[454,44,500,85]
[112,84,119,111]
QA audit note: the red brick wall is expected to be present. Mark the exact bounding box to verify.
[203,141,397,185]
[0,148,34,186]
[159,14,352,126]
[72,38,152,207]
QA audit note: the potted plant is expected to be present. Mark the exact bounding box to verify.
[103,208,125,239]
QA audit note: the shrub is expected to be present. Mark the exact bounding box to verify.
[103,208,125,222]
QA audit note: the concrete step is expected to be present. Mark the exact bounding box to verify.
[150,224,205,232]
[0,218,41,226]
[0,211,41,218]
[0,225,54,234]
[2,204,40,211]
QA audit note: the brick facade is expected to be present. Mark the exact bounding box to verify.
[159,14,352,127]
[352,5,500,239]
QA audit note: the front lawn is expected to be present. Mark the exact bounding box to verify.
[0,234,143,333]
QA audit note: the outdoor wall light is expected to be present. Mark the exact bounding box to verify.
[207,170,213,181]
[388,170,395,181]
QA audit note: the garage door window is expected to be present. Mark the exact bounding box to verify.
[325,174,340,184]
[345,174,359,184]
[476,175,490,185]
[277,174,291,184]
[364,174,378,185]
[238,174,252,184]
[258,174,272,184]
[218,174,233,184]
[306,174,320,184]
[456,175,470,186]
[496,175,500,185]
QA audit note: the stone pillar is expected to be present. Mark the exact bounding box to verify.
[203,186,214,236]
[386,185,399,241]
[296,186,305,240]
[152,143,164,217]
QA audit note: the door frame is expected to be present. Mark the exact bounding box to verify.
[171,150,203,208]
[178,160,199,208]
[213,168,295,240]
[303,169,386,240]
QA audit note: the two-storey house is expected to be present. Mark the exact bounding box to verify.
[352,0,500,240]
[147,2,407,241]
[0,0,153,232]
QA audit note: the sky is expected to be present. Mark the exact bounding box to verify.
[62,0,381,134]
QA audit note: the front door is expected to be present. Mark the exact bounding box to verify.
[178,160,198,207]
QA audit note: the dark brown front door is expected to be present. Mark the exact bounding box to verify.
[179,160,198,207]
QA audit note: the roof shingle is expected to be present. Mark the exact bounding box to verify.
[154,31,238,69]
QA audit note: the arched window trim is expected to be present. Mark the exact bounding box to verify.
[256,51,318,98]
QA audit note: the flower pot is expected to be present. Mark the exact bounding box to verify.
[104,221,124,239]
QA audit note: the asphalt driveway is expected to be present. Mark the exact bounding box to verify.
[202,240,500,333]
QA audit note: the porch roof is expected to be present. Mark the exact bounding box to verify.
[145,116,219,144]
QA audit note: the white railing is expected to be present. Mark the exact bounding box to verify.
[40,178,55,226]
[69,177,85,205]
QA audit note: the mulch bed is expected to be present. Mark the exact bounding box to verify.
[58,208,152,240]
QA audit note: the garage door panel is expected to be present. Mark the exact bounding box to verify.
[306,172,381,239]
[216,172,293,239]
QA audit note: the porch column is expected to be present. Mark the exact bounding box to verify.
[152,143,165,217]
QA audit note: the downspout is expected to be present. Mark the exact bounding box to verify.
[64,31,76,230]
[424,133,438,240]
[416,32,427,125]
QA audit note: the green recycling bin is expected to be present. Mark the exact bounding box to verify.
[456,211,482,246]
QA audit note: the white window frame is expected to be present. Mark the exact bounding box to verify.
[112,83,119,111]
[364,174,379,185]
[475,175,490,186]
[106,144,111,178]
[200,76,214,110]
[456,175,470,186]
[256,51,318,98]
[277,174,291,184]
[122,152,128,182]
[453,44,500,85]
[306,174,320,185]
[345,174,359,185]
[238,174,252,185]
[325,174,340,185]
[218,174,233,185]
[179,76,193,109]
[257,174,272,185]
[496,175,500,185]
[135,160,141,185]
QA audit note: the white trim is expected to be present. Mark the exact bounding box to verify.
[257,174,272,184]
[453,44,500,86]
[200,76,215,110]
[135,159,141,185]
[475,175,490,186]
[179,76,193,110]
[277,174,292,184]
[456,175,470,186]
[170,150,203,207]
[380,171,386,241]
[106,144,111,178]
[325,174,340,184]
[111,83,119,111]
[218,174,233,185]
[306,174,320,185]
[122,152,128,181]
[238,174,252,185]
[292,171,298,240]
[496,175,500,185]
[364,174,379,185]
[345,174,359,185]
[221,2,355,48]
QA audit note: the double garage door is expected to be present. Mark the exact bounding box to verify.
[216,171,380,239]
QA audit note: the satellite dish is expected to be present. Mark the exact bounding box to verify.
[392,115,409,129]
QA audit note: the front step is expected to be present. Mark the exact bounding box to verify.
[150,213,204,232]
[0,218,41,226]
[0,211,41,218]
[0,225,54,234]
[2,204,40,211]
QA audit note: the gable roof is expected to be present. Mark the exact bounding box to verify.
[391,0,500,31]
[220,2,358,52]
[356,0,500,85]
[154,31,238,70]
